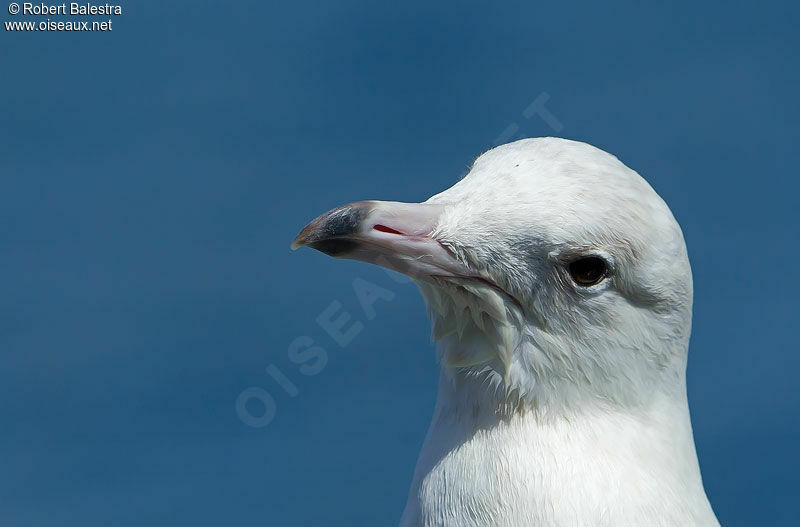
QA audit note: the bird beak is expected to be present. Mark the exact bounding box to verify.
[291,200,470,281]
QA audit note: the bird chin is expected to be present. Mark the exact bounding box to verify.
[417,279,524,370]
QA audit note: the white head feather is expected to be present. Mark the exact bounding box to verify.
[294,137,719,526]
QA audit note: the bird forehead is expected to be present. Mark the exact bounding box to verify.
[464,140,648,201]
[441,148,658,223]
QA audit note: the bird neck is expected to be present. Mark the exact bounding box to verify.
[401,367,718,526]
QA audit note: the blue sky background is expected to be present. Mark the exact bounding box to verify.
[2,1,798,525]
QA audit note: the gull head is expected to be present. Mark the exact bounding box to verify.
[293,138,693,412]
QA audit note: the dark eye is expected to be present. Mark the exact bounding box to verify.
[568,256,608,286]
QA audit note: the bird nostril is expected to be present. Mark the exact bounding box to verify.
[373,224,404,235]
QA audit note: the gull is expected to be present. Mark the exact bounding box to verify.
[292,138,719,526]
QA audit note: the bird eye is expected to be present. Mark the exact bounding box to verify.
[568,256,608,287]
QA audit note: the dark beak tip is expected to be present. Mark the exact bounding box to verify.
[291,202,371,254]
[290,228,310,251]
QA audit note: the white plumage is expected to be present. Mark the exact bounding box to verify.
[293,138,719,526]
